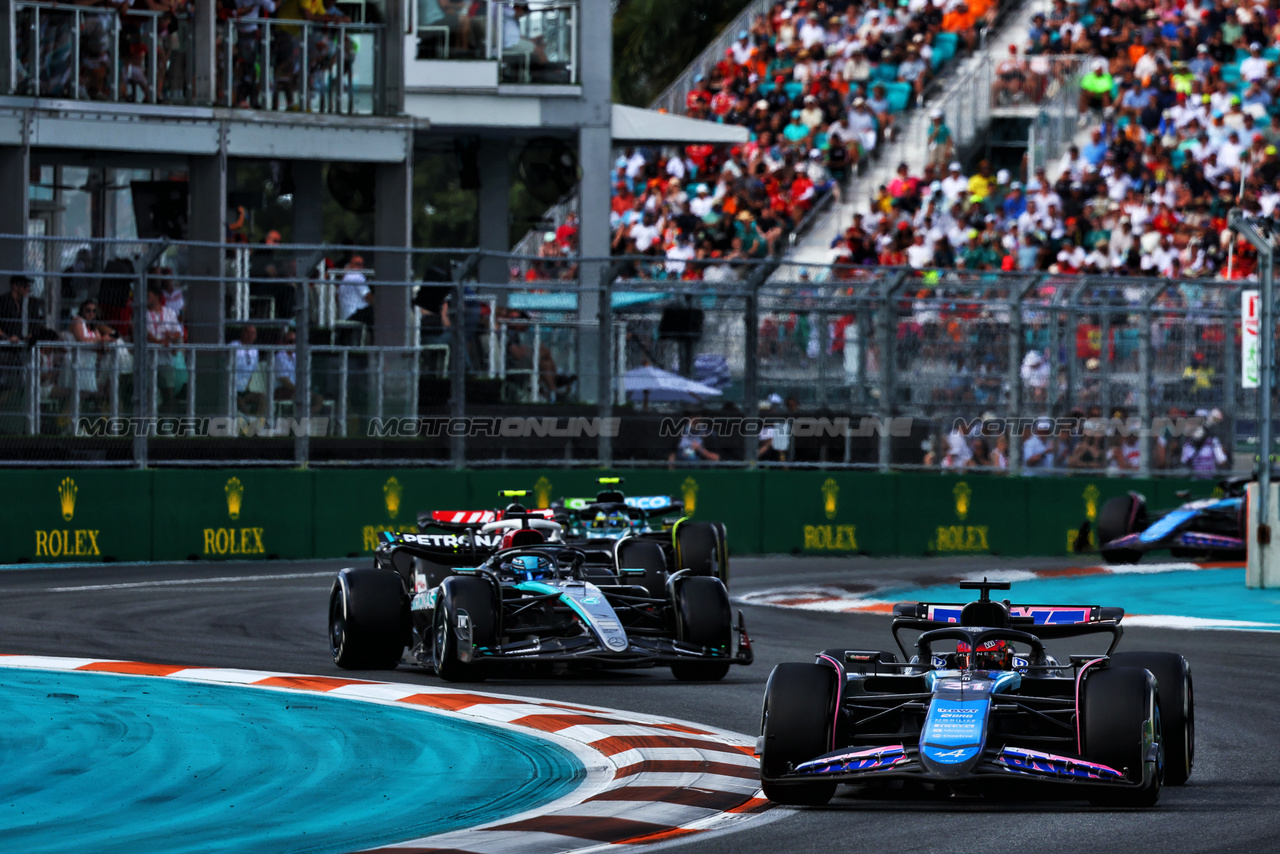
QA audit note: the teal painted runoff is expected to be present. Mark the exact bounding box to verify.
[0,669,584,854]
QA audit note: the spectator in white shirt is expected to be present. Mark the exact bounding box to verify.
[234,324,266,416]
[1240,42,1270,83]
[905,231,934,268]
[273,328,323,411]
[338,255,372,324]
[940,162,968,203]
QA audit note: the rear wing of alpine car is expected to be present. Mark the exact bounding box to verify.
[890,600,1125,655]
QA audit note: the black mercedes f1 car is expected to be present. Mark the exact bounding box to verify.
[329,510,752,681]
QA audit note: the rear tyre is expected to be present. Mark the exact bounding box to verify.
[760,662,838,806]
[330,568,407,670]
[675,521,725,581]
[670,576,732,681]
[433,576,497,683]
[1098,494,1146,564]
[1082,665,1163,807]
[1110,652,1193,785]
[617,539,668,599]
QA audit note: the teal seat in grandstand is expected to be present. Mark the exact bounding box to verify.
[932,32,958,67]
[1221,63,1241,86]
[1266,47,1280,62]
[874,63,900,83]
[784,80,804,100]
[759,80,776,95]
[883,81,912,113]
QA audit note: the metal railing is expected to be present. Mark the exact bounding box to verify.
[14,2,175,104]
[217,17,381,114]
[1025,56,1091,175]
[10,3,382,114]
[412,0,579,85]
[0,234,1263,475]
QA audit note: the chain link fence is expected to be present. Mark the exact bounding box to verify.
[0,233,1262,475]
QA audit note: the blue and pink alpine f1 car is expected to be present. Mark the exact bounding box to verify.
[758,580,1193,807]
[1095,478,1247,564]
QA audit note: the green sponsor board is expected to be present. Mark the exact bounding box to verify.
[760,471,897,555]
[0,470,152,563]
[895,473,1029,556]
[312,470,470,557]
[152,470,313,560]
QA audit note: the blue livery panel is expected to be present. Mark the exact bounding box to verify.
[920,698,988,765]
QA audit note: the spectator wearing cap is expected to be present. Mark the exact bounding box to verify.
[799,95,825,130]
[1003,181,1027,219]
[899,44,929,100]
[847,98,878,156]
[926,109,953,169]
[1079,59,1113,115]
[940,161,968,204]
[783,109,810,145]
[1241,42,1270,83]
[993,44,1028,105]
[731,30,753,65]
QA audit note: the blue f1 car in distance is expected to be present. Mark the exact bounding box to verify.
[758,580,1193,807]
[1095,477,1247,564]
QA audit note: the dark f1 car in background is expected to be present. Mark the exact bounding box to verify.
[329,511,752,681]
[1095,477,1247,563]
[418,479,730,585]
[758,580,1193,807]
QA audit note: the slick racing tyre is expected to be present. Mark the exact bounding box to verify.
[1082,665,1163,807]
[330,567,408,670]
[617,539,668,599]
[760,662,838,806]
[1097,494,1147,564]
[433,576,497,683]
[675,521,726,582]
[1110,652,1193,785]
[670,576,732,681]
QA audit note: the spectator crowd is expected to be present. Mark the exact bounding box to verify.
[533,0,1002,281]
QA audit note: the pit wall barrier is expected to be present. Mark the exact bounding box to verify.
[4,469,1224,564]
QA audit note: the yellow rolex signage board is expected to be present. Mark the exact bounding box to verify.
[311,470,469,556]
[759,472,896,554]
[151,471,312,560]
[0,471,153,563]
[895,474,1027,556]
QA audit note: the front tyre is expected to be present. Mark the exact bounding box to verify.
[760,663,838,806]
[1110,652,1193,785]
[675,521,726,582]
[670,576,732,681]
[1082,665,1163,807]
[330,567,407,670]
[1097,494,1146,564]
[433,576,497,683]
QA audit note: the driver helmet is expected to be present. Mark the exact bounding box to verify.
[506,554,552,581]
[955,638,1012,671]
[606,509,629,528]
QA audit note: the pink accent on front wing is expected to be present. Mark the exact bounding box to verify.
[1075,657,1106,753]
[816,654,844,753]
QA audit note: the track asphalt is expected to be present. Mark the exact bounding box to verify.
[4,555,1279,853]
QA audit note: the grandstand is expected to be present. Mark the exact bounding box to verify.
[0,0,1270,480]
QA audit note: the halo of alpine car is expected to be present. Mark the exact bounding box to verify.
[329,479,1195,808]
